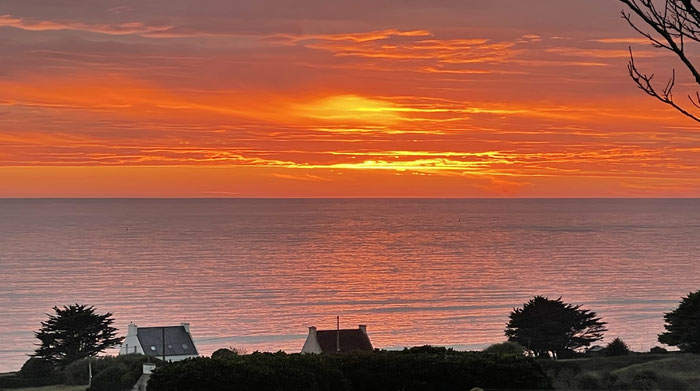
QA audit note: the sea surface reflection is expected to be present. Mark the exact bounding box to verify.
[1,199,698,371]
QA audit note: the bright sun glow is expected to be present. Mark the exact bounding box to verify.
[298,95,405,123]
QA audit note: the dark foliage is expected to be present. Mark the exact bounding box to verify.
[575,373,601,390]
[33,304,123,367]
[0,375,29,388]
[483,341,525,356]
[605,337,631,356]
[658,290,700,352]
[63,354,161,390]
[13,357,65,387]
[211,347,240,360]
[401,345,455,354]
[89,366,126,391]
[147,350,552,391]
[505,296,607,358]
[64,357,92,385]
[19,357,55,378]
[0,359,64,388]
[649,346,668,354]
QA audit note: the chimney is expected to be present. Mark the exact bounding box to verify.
[308,326,317,338]
[359,325,367,335]
[181,323,190,333]
[128,322,138,336]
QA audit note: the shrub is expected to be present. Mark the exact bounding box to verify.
[655,373,691,390]
[17,357,64,387]
[483,341,525,356]
[598,372,621,389]
[118,366,143,390]
[19,357,55,378]
[629,369,658,390]
[89,365,126,391]
[65,358,90,385]
[605,337,630,356]
[64,354,161,391]
[574,373,600,390]
[212,348,241,361]
[541,360,581,390]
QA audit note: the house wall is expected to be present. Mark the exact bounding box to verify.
[120,323,143,355]
[301,327,322,354]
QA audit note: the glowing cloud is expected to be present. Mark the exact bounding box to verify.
[296,95,407,124]
[1,1,699,197]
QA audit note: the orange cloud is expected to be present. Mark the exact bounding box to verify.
[590,37,653,44]
[273,29,432,44]
[304,34,518,65]
[546,47,658,58]
[0,14,178,36]
[2,20,700,197]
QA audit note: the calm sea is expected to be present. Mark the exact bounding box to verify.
[1,199,699,371]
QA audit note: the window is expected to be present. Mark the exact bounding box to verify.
[150,346,157,351]
[167,344,173,349]
[182,344,189,350]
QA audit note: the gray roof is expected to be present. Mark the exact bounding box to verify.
[137,326,198,357]
[316,329,373,353]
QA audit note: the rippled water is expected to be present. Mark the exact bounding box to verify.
[1,199,699,371]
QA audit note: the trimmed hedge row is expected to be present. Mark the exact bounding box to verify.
[148,349,552,391]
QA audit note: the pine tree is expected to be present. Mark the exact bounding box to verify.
[605,337,630,356]
[505,296,607,358]
[658,290,700,352]
[34,304,123,367]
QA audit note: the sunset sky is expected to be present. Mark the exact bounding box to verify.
[1,0,699,197]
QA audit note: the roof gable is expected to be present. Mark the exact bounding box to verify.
[315,329,373,353]
[136,326,198,357]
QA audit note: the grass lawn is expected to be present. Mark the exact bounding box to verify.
[543,352,700,390]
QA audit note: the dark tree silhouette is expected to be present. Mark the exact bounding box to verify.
[620,0,700,122]
[605,337,631,356]
[505,296,607,358]
[34,304,123,367]
[658,290,700,352]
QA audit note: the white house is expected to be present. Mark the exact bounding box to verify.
[119,322,198,361]
[301,325,373,354]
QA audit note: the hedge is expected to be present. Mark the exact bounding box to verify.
[148,349,552,391]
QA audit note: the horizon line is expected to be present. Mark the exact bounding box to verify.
[1,197,698,200]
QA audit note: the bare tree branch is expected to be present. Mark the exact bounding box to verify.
[628,48,700,121]
[620,0,700,122]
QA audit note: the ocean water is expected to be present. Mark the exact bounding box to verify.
[0,198,699,371]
